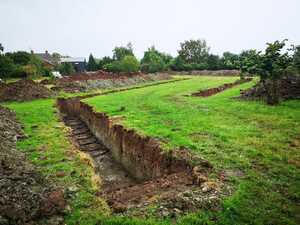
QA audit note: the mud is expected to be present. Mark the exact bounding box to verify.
[192,78,252,97]
[0,79,53,102]
[57,97,226,217]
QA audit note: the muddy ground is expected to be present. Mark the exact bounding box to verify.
[0,79,54,102]
[0,106,65,225]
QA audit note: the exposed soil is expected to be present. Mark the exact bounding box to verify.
[0,106,65,225]
[0,79,54,102]
[240,75,300,101]
[58,99,228,218]
[51,72,172,93]
[192,78,252,97]
[164,69,242,76]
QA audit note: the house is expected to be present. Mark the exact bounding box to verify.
[60,57,86,73]
[32,50,56,70]
[32,50,87,73]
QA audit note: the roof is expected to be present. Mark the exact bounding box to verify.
[35,53,55,65]
[60,57,86,63]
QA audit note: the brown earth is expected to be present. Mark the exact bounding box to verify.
[50,71,172,93]
[0,79,54,102]
[58,99,227,218]
[192,78,252,97]
[0,106,65,225]
[240,75,300,101]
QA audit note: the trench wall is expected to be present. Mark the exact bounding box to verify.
[57,98,192,181]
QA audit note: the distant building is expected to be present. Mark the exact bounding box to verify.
[32,50,86,73]
[32,50,56,70]
[60,57,86,73]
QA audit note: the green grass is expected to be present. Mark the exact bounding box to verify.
[84,76,300,225]
[4,99,110,224]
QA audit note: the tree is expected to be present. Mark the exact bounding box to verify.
[0,43,3,53]
[141,46,166,73]
[0,54,16,81]
[51,52,61,66]
[98,56,114,70]
[59,63,75,75]
[178,39,210,64]
[222,52,240,69]
[105,55,140,73]
[5,51,31,65]
[241,40,292,105]
[87,54,98,71]
[293,45,300,73]
[207,54,221,70]
[170,56,186,71]
[113,43,134,61]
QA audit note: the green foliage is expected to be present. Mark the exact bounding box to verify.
[293,45,300,73]
[0,43,3,52]
[51,52,61,66]
[178,39,210,64]
[113,43,134,61]
[85,77,300,225]
[98,56,114,70]
[5,51,31,65]
[222,52,240,69]
[119,55,140,72]
[59,62,75,75]
[207,54,222,70]
[141,47,166,73]
[87,53,98,71]
[0,54,16,80]
[240,40,293,104]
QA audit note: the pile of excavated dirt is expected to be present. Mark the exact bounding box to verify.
[240,75,300,101]
[0,106,65,225]
[0,79,54,102]
[52,72,172,93]
[192,78,252,97]
[164,70,242,76]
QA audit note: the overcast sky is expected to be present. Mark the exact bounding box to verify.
[1,0,299,59]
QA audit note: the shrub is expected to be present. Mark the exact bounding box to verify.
[119,55,140,73]
[141,47,166,73]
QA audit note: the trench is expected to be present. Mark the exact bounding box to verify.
[57,97,218,214]
[191,78,252,97]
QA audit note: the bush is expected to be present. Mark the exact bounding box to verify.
[106,56,140,73]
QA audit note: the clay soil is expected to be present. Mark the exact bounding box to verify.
[192,78,252,97]
[0,106,65,225]
[0,79,53,102]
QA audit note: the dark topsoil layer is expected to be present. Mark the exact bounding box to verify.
[0,106,65,225]
[192,78,252,97]
[240,75,300,100]
[0,79,53,102]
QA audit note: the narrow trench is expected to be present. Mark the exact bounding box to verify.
[63,116,138,192]
[58,99,222,216]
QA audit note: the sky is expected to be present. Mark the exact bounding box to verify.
[1,0,299,59]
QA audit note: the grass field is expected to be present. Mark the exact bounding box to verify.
[3,76,300,224]
[84,76,300,225]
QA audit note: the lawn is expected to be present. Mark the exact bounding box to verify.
[84,76,300,225]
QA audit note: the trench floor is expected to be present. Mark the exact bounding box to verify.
[64,116,137,192]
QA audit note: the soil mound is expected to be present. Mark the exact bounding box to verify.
[0,106,65,224]
[53,72,172,93]
[192,78,252,97]
[0,79,53,102]
[240,75,300,101]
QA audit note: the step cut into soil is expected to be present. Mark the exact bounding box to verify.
[57,97,225,217]
[192,78,252,97]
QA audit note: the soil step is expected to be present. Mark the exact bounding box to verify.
[78,137,98,146]
[73,127,89,135]
[74,133,93,140]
